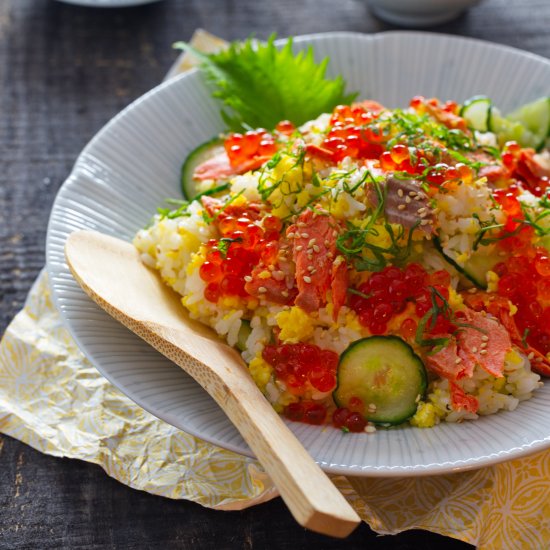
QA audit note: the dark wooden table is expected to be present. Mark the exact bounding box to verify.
[1,0,548,547]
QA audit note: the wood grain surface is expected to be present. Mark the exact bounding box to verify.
[1,0,549,547]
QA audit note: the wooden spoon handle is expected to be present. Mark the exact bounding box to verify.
[154,324,361,538]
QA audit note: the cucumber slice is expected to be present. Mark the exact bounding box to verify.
[236,320,252,352]
[333,336,427,425]
[433,237,501,290]
[461,96,492,132]
[506,96,550,150]
[181,137,225,199]
[490,110,527,145]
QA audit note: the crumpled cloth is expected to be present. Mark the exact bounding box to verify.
[1,29,549,548]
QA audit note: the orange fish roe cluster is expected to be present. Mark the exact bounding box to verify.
[494,246,550,355]
[348,264,452,337]
[224,129,277,167]
[262,343,339,396]
[199,210,282,302]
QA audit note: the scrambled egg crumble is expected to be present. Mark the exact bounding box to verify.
[276,306,315,343]
[248,356,273,393]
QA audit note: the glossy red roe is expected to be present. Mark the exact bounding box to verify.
[199,208,281,303]
[262,343,338,395]
[494,242,550,355]
[224,129,277,167]
[331,407,367,432]
[348,264,453,336]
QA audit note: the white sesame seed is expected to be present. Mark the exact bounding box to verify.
[272,270,285,281]
[258,286,267,293]
[301,233,309,239]
[420,219,430,225]
[332,230,338,238]
[313,245,320,253]
[419,211,428,218]
[455,358,462,364]
[405,196,412,204]
[480,349,488,355]
[414,195,422,201]
[409,191,417,197]
[297,221,307,227]
[527,352,535,360]
[481,335,489,342]
[308,238,317,246]
[296,245,303,251]
[303,276,312,283]
[281,290,289,297]
[287,232,295,239]
[397,189,404,197]
[397,204,406,210]
[480,342,487,349]
[307,265,315,272]
[417,207,426,214]
[324,240,331,247]
[468,288,477,294]
[310,269,317,274]
[244,275,253,282]
[307,254,313,260]
[472,347,478,353]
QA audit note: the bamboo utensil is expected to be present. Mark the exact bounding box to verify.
[65,230,360,538]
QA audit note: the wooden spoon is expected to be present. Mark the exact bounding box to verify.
[65,230,361,538]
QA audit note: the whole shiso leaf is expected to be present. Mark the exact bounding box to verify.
[174,35,357,132]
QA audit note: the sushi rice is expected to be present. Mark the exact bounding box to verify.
[134,97,547,432]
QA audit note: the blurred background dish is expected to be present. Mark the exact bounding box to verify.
[367,0,483,27]
[54,0,163,7]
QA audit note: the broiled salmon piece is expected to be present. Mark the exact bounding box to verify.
[194,151,272,181]
[426,341,479,413]
[287,209,348,317]
[244,246,297,305]
[463,291,550,377]
[449,381,479,413]
[426,339,469,380]
[456,309,511,378]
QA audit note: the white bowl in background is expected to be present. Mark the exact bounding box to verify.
[367,0,483,27]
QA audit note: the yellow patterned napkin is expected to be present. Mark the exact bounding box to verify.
[1,30,549,549]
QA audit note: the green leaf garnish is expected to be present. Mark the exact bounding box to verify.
[174,35,357,132]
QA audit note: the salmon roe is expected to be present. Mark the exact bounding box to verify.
[349,264,452,337]
[495,244,550,355]
[199,208,281,303]
[224,129,277,167]
[262,343,338,397]
[319,104,385,162]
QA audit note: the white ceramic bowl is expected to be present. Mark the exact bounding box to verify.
[47,32,550,477]
[367,0,483,27]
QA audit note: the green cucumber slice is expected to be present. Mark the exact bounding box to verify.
[506,96,550,150]
[333,336,427,426]
[433,237,502,290]
[236,320,252,352]
[461,96,492,132]
[181,137,225,199]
